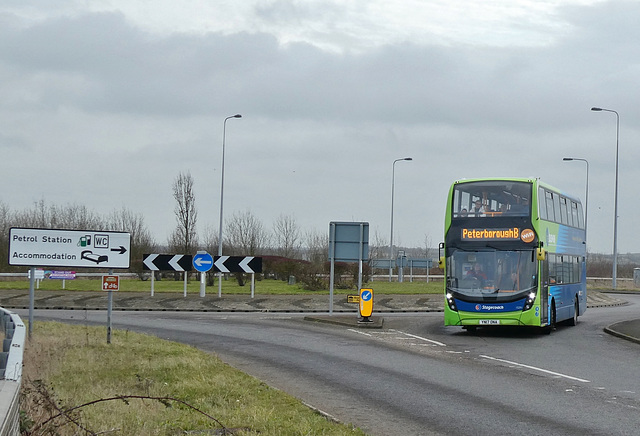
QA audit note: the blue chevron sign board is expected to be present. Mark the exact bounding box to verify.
[213,256,262,273]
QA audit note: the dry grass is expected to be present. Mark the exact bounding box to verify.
[21,322,367,435]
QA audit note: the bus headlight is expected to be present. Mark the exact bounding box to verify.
[446,293,457,311]
[523,292,537,311]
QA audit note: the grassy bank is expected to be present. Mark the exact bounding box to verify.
[2,276,636,295]
[21,321,367,435]
[0,277,444,294]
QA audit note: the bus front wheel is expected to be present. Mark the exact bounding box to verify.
[544,301,557,334]
[567,298,579,326]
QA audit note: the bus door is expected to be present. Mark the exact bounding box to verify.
[540,259,549,325]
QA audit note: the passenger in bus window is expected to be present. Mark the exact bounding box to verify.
[471,200,485,216]
[459,208,468,217]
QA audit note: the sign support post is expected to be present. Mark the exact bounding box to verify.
[251,273,255,298]
[28,267,35,340]
[192,251,214,297]
[102,273,120,344]
[328,222,369,316]
[184,272,188,297]
[150,271,155,296]
[329,224,336,315]
[107,288,113,344]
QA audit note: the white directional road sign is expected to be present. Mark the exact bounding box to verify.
[9,227,131,269]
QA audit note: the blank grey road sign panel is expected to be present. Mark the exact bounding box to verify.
[329,222,369,262]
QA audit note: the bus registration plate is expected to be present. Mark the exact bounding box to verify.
[479,320,500,325]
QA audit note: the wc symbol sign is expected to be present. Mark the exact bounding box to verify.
[78,234,109,248]
[94,234,109,249]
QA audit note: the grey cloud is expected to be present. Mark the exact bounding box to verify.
[2,2,640,253]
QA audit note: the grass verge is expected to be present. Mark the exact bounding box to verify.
[0,277,444,294]
[21,321,367,435]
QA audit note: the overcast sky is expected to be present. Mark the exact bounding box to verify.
[1,0,639,255]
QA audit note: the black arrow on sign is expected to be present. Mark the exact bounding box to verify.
[111,246,127,254]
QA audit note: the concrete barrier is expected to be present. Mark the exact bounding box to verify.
[0,308,25,436]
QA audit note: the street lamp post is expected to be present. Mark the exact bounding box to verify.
[389,157,412,282]
[218,114,242,297]
[562,157,589,235]
[591,107,619,290]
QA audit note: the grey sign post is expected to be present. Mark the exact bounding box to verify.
[328,222,369,315]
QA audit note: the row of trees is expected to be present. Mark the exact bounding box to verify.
[2,171,634,290]
[0,200,155,275]
[0,171,433,290]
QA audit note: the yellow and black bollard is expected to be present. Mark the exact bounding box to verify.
[358,288,373,323]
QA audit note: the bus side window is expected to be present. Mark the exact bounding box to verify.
[538,187,547,220]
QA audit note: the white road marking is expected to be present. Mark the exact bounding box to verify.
[480,355,591,383]
[392,330,447,347]
[348,329,372,337]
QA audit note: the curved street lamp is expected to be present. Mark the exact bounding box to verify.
[591,107,619,290]
[389,157,412,282]
[218,114,242,297]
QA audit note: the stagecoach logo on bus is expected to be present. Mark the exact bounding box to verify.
[461,227,535,243]
[456,300,525,313]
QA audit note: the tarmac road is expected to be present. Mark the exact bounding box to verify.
[1,288,638,342]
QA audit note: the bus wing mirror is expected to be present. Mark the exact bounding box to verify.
[438,256,445,269]
[537,248,546,261]
[438,242,445,269]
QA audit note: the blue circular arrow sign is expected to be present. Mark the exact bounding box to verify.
[192,252,214,272]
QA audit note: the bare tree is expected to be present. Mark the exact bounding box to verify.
[303,229,328,265]
[225,210,268,256]
[0,200,11,269]
[201,224,219,255]
[107,207,156,275]
[12,200,103,230]
[369,228,388,260]
[272,214,301,259]
[51,204,103,230]
[423,234,432,259]
[169,171,198,254]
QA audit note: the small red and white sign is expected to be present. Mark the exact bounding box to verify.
[102,275,119,291]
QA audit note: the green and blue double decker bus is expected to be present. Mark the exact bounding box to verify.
[440,178,586,331]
